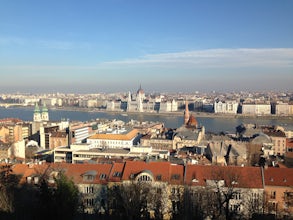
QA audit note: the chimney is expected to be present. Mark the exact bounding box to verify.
[66,127,71,146]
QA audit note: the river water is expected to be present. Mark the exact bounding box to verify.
[1,107,293,133]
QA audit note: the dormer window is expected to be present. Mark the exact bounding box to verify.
[137,174,152,182]
[113,172,121,177]
[85,175,94,181]
[27,176,32,184]
[171,174,180,180]
[34,176,39,185]
[135,170,154,182]
[100,174,106,180]
[156,175,162,181]
[232,181,238,185]
[83,170,97,182]
[192,178,199,183]
[130,173,135,180]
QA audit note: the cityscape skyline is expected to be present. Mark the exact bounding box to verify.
[1,0,293,93]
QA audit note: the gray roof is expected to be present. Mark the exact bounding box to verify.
[174,126,200,141]
[251,133,272,144]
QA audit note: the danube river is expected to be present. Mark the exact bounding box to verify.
[1,107,293,133]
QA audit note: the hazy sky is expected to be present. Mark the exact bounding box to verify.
[0,0,292,93]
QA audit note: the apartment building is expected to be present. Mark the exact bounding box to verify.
[214,100,239,114]
[12,162,288,219]
[264,167,293,218]
[242,103,271,115]
[275,103,293,115]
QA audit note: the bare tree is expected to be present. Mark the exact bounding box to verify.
[206,167,243,220]
[108,181,165,220]
[0,165,19,214]
[246,143,263,166]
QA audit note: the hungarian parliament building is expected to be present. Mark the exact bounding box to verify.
[106,85,178,113]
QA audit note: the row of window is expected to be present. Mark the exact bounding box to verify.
[83,174,107,181]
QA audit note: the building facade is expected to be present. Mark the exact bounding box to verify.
[214,100,239,114]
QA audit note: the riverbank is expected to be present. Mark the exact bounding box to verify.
[51,106,293,121]
[4,105,293,121]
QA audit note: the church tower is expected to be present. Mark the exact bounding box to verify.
[184,100,190,125]
[41,103,49,121]
[33,103,41,122]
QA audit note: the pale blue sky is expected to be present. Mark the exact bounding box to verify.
[0,0,292,93]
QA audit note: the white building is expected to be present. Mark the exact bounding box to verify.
[87,128,140,149]
[214,100,238,114]
[71,125,91,144]
[275,103,293,115]
[160,99,178,112]
[242,103,271,115]
[54,143,168,164]
[40,98,62,107]
[8,139,26,159]
[106,100,121,111]
[79,99,98,108]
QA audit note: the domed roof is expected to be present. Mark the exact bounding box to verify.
[251,133,272,144]
[34,103,40,113]
[137,84,144,94]
[42,103,48,112]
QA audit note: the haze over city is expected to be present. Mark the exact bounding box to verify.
[0,0,292,93]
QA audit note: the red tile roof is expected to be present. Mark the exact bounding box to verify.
[170,164,184,185]
[64,163,113,184]
[264,167,293,187]
[108,162,125,182]
[121,161,173,182]
[13,162,293,189]
[185,165,263,188]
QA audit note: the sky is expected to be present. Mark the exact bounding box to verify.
[0,0,292,93]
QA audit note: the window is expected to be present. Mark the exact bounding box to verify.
[234,193,241,200]
[137,174,152,182]
[100,174,106,180]
[156,175,162,181]
[33,176,39,184]
[130,173,135,179]
[284,192,293,207]
[113,171,121,177]
[171,174,180,180]
[270,191,276,199]
[84,175,94,181]
[171,187,179,194]
[27,176,32,184]
[86,198,94,207]
[268,201,278,213]
[84,186,94,194]
[231,204,241,212]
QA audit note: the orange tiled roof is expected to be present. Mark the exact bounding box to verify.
[89,129,138,141]
[12,163,51,184]
[170,164,184,185]
[61,163,113,184]
[185,165,263,188]
[121,161,173,182]
[264,167,293,187]
[108,162,125,182]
